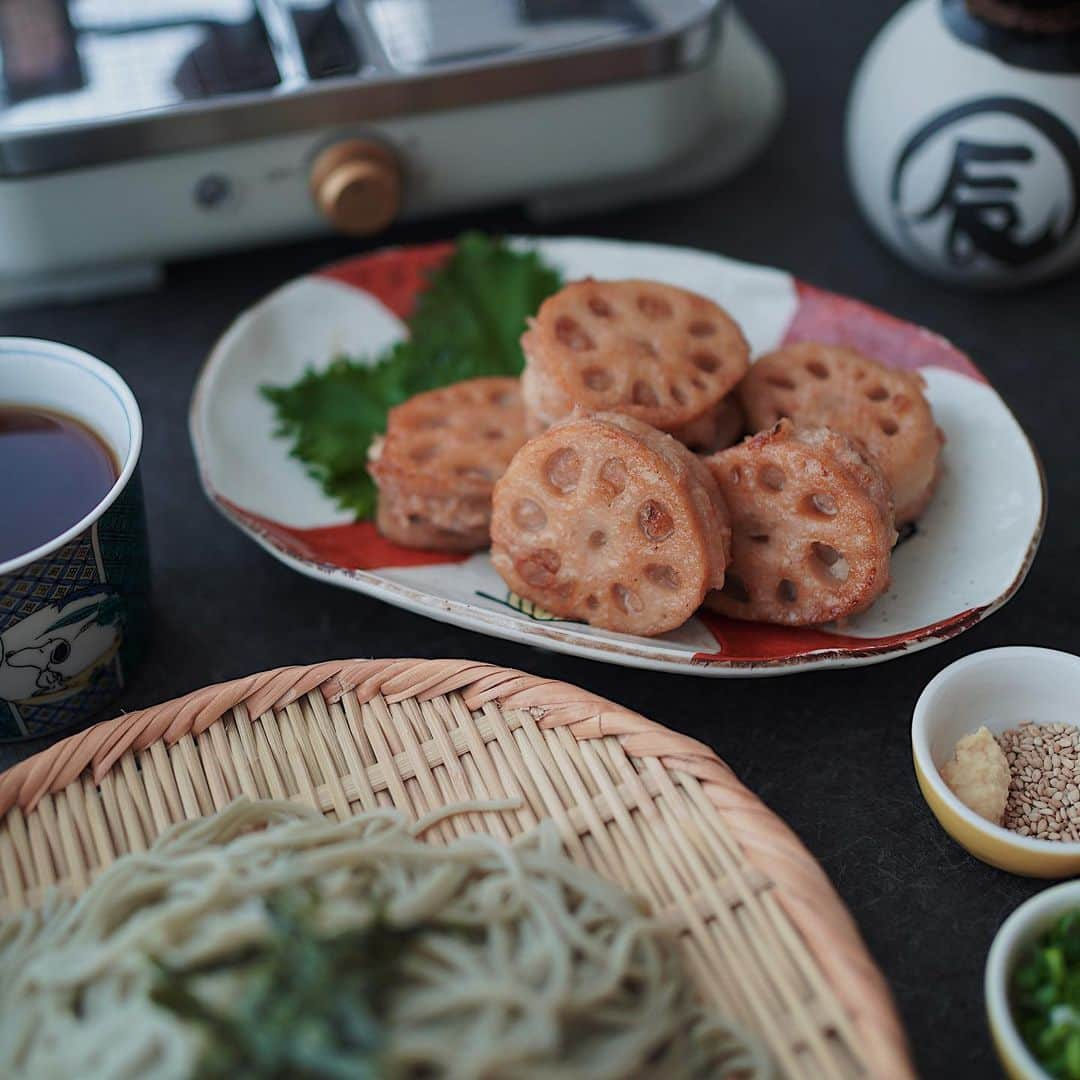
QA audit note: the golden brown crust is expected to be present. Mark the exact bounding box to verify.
[369,377,526,550]
[370,377,526,497]
[521,279,750,432]
[375,488,491,552]
[490,413,731,636]
[703,421,896,626]
[738,343,943,525]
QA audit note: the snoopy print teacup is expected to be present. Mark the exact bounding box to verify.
[0,339,149,741]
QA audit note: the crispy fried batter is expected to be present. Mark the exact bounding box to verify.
[369,376,526,551]
[374,481,491,552]
[738,342,943,524]
[703,421,896,626]
[491,413,731,636]
[520,279,749,433]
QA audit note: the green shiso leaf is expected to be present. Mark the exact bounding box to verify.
[261,232,562,519]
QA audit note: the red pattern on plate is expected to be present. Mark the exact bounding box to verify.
[693,607,986,664]
[220,499,470,571]
[317,243,453,319]
[784,280,986,382]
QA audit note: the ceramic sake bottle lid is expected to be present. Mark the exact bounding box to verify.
[846,0,1080,287]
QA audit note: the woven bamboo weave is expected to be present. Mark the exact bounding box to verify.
[0,658,912,1078]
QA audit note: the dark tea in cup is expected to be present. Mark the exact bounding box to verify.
[0,338,149,742]
[0,406,119,563]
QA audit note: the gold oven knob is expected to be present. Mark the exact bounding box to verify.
[310,139,402,235]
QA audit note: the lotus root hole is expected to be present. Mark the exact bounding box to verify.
[582,366,613,392]
[588,296,613,318]
[777,579,798,604]
[598,457,628,500]
[691,377,706,390]
[632,380,660,407]
[639,500,674,542]
[645,564,680,590]
[517,549,560,588]
[407,514,427,527]
[513,498,547,532]
[765,374,796,390]
[483,428,503,441]
[722,574,750,603]
[637,294,672,320]
[611,583,644,614]
[489,389,515,406]
[545,447,582,494]
[759,464,786,492]
[812,541,850,583]
[691,351,719,373]
[806,360,829,380]
[803,492,838,517]
[880,417,899,436]
[688,320,715,338]
[410,444,438,463]
[867,385,889,402]
[588,529,607,550]
[555,315,594,352]
[585,593,599,610]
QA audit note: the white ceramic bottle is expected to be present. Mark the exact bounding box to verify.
[846,0,1080,287]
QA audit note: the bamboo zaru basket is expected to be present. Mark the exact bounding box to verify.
[0,659,913,1078]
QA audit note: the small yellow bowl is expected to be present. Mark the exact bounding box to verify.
[985,880,1080,1079]
[912,647,1080,878]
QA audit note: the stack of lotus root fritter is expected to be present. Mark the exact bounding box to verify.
[369,279,944,637]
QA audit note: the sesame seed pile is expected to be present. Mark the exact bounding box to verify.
[1000,721,1080,841]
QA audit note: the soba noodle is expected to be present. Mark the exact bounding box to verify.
[0,799,768,1079]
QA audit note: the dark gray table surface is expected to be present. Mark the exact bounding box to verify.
[2,3,1077,1076]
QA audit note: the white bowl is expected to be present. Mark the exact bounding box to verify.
[912,647,1080,877]
[986,880,1080,1079]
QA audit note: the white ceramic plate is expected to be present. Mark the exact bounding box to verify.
[190,237,1045,676]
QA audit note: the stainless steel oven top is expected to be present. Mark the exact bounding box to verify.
[0,0,723,176]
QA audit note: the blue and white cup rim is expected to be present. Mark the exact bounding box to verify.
[0,338,143,577]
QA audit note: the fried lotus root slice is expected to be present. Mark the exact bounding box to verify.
[703,421,897,626]
[738,342,944,524]
[375,483,491,553]
[490,412,731,636]
[520,279,750,433]
[369,377,526,551]
[671,396,745,454]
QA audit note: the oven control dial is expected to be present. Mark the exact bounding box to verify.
[310,140,401,236]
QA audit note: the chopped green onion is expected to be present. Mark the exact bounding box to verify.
[1012,908,1080,1078]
